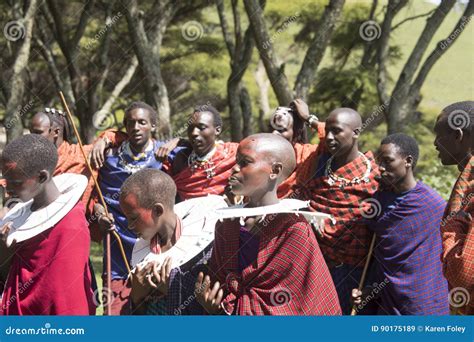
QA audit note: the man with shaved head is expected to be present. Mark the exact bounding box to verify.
[434,101,474,314]
[292,107,379,314]
[28,109,120,211]
[195,133,341,315]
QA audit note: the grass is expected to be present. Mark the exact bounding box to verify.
[90,242,104,315]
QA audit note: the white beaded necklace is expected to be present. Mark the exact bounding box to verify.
[187,145,217,179]
[324,151,371,189]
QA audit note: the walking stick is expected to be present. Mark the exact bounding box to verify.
[350,233,376,316]
[58,92,131,315]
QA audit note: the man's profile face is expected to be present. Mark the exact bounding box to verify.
[29,113,55,143]
[434,114,459,166]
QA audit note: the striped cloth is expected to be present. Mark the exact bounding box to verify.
[293,151,379,266]
[209,213,341,315]
[441,156,474,314]
[368,182,449,315]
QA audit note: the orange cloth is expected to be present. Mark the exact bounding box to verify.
[441,156,474,314]
[277,123,325,198]
[55,130,126,207]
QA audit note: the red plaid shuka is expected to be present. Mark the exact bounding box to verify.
[208,213,341,315]
[441,156,474,314]
[172,142,238,200]
[292,150,379,266]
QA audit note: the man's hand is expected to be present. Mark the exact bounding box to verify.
[146,257,172,296]
[0,222,13,246]
[290,99,311,123]
[155,138,180,162]
[94,203,115,234]
[130,262,154,305]
[89,138,110,169]
[351,286,373,306]
[195,272,224,315]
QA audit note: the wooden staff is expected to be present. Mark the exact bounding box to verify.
[58,92,131,315]
[350,233,376,316]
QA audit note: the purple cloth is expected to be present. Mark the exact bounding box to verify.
[238,225,260,273]
[368,181,449,315]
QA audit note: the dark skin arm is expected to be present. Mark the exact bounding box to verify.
[291,99,319,129]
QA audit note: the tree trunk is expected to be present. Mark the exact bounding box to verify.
[217,0,255,141]
[5,0,39,143]
[294,0,345,99]
[386,0,456,133]
[240,86,253,137]
[254,59,270,132]
[243,0,293,105]
[124,0,173,139]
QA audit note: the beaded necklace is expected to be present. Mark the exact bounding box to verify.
[324,151,371,189]
[187,144,217,179]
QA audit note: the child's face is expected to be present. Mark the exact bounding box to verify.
[120,193,159,241]
[229,140,275,198]
[2,162,41,202]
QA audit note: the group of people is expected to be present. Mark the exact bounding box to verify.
[0,98,472,316]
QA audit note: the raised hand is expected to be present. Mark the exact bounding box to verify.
[195,272,224,314]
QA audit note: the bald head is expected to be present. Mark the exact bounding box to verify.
[327,108,362,130]
[240,133,296,180]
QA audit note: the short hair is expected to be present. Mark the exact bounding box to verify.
[1,134,58,178]
[381,133,419,169]
[441,101,474,133]
[193,104,223,128]
[120,169,176,209]
[124,101,158,126]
